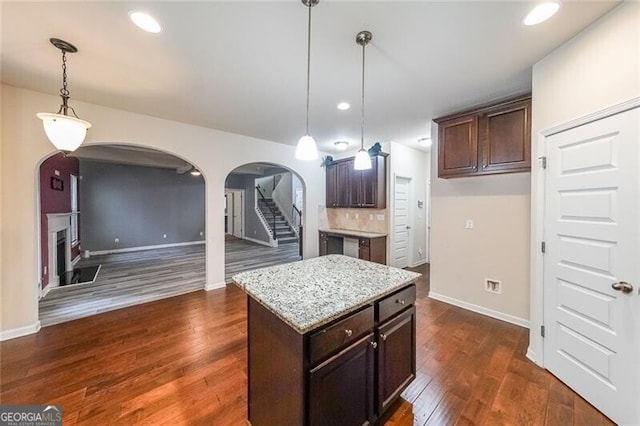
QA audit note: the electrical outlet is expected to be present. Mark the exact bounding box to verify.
[163,234,167,239]
[200,231,203,236]
[465,219,474,229]
[376,214,384,221]
[485,278,502,294]
[44,266,47,275]
[114,237,119,243]
[418,248,423,256]
[345,213,349,219]
[369,214,374,220]
[355,213,359,219]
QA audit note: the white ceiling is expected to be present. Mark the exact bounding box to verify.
[1,1,619,154]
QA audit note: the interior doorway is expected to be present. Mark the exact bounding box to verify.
[225,189,244,239]
[393,176,412,268]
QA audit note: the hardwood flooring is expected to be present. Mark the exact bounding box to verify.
[4,264,612,425]
[39,240,300,327]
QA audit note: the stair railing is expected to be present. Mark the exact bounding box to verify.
[293,204,303,257]
[256,185,277,239]
[292,204,302,230]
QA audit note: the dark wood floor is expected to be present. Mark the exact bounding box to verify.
[2,264,612,425]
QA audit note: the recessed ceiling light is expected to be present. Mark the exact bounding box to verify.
[129,11,162,33]
[334,141,349,151]
[418,137,432,147]
[337,102,350,111]
[523,1,560,26]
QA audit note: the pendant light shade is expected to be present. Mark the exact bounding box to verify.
[37,113,91,152]
[37,38,91,153]
[295,0,319,161]
[354,149,372,170]
[354,30,372,171]
[296,134,318,160]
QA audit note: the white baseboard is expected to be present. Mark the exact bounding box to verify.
[89,240,205,256]
[71,254,82,266]
[40,284,52,299]
[526,347,540,365]
[0,321,41,341]
[243,236,275,248]
[411,259,427,268]
[205,281,227,291]
[428,291,530,329]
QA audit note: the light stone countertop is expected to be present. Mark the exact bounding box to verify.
[233,255,421,334]
[318,228,388,238]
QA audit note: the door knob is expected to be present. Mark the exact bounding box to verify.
[611,281,633,294]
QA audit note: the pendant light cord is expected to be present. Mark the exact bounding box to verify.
[305,3,312,135]
[360,40,366,150]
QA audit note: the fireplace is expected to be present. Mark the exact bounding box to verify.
[46,213,72,288]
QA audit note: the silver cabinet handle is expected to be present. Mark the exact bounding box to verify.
[381,334,387,341]
[396,299,405,305]
[612,281,633,294]
[370,341,377,349]
[345,329,353,337]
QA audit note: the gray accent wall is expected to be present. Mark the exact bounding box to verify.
[79,160,205,251]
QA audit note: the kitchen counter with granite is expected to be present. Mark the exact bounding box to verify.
[318,228,387,238]
[232,254,421,334]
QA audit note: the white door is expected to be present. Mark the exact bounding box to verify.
[394,177,411,268]
[543,107,639,424]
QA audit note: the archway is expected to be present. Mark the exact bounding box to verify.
[224,162,305,281]
[37,144,206,326]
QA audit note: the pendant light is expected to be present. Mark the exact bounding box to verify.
[37,38,91,153]
[295,0,319,161]
[354,31,372,171]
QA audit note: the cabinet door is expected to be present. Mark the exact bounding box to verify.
[358,239,371,261]
[360,156,377,208]
[319,232,328,256]
[325,164,338,208]
[309,333,375,426]
[437,114,478,178]
[480,98,531,174]
[336,161,352,207]
[349,166,363,208]
[377,307,416,415]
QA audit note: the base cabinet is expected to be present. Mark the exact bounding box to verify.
[247,284,417,426]
[378,307,416,414]
[309,334,375,426]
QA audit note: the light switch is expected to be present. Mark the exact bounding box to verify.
[465,219,474,229]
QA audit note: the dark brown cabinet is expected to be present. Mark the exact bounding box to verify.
[358,236,386,264]
[326,160,352,208]
[319,231,387,265]
[247,283,417,426]
[309,333,375,426]
[326,154,387,208]
[377,307,416,414]
[435,95,531,178]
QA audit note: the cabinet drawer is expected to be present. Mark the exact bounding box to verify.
[377,285,416,323]
[309,306,374,365]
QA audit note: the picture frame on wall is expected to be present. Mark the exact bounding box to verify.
[51,177,64,191]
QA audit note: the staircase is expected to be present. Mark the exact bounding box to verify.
[258,198,298,244]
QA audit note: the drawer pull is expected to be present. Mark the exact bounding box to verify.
[381,333,387,341]
[370,341,377,349]
[345,329,353,337]
[396,299,406,305]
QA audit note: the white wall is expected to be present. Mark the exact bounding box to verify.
[388,142,430,267]
[528,1,640,364]
[429,161,531,326]
[0,85,325,338]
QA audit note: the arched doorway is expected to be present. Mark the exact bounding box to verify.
[224,162,304,281]
[37,144,206,326]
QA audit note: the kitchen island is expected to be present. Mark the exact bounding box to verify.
[233,255,421,426]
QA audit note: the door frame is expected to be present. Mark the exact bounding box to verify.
[529,97,640,368]
[224,189,245,239]
[392,174,413,269]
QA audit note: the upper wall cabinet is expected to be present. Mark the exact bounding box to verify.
[326,153,387,209]
[434,95,531,178]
